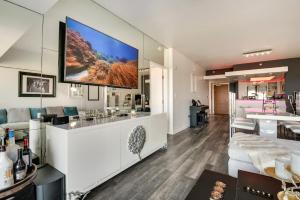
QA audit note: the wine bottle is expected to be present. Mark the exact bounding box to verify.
[6,130,19,163]
[4,128,9,145]
[14,149,27,182]
[0,138,14,189]
[22,137,32,172]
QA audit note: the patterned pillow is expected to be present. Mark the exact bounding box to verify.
[64,107,79,116]
[46,107,64,117]
[30,108,47,119]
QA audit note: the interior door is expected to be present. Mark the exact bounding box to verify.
[214,84,229,115]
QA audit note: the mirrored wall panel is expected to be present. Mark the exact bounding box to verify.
[0,1,43,143]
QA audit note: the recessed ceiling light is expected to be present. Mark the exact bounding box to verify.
[243,49,272,57]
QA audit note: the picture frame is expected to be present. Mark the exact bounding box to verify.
[88,85,99,101]
[18,71,56,97]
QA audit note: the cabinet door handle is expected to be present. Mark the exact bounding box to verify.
[7,197,15,200]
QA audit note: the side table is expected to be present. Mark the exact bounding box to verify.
[236,170,282,200]
[185,170,237,200]
[186,169,284,200]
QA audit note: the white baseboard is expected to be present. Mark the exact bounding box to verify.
[173,125,189,134]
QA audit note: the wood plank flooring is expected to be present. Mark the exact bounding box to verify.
[86,115,229,200]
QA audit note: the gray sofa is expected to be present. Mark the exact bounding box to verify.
[0,106,78,140]
[0,108,31,140]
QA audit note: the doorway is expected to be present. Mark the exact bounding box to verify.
[214,84,229,115]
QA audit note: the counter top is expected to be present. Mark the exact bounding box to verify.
[48,112,151,130]
[246,112,300,121]
[244,108,285,114]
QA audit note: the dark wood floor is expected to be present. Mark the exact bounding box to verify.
[86,115,229,200]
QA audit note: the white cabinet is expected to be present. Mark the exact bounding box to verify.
[147,113,168,153]
[67,125,121,192]
[46,113,168,196]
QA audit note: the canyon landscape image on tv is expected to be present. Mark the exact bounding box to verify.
[65,17,138,88]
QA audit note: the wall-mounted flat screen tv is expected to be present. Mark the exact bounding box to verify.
[62,17,139,89]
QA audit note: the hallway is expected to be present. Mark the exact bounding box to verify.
[87,115,229,200]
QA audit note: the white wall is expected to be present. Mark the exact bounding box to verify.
[168,49,208,134]
[150,62,164,115]
[0,0,165,111]
[164,49,174,134]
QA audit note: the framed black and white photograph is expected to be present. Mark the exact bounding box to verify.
[88,85,99,101]
[19,71,56,97]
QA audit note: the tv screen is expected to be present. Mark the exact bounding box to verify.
[64,17,139,88]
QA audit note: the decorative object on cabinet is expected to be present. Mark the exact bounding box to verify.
[128,126,146,160]
[69,84,83,98]
[19,71,56,97]
[123,94,132,107]
[88,85,100,101]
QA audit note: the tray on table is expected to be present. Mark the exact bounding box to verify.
[0,164,37,198]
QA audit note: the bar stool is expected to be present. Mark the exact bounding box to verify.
[283,121,300,139]
[278,121,285,137]
[290,125,300,140]
[231,120,256,136]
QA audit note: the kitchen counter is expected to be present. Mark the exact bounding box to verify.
[247,112,300,121]
[235,99,286,118]
[246,110,300,139]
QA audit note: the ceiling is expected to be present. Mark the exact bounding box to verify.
[93,0,300,70]
[5,0,59,14]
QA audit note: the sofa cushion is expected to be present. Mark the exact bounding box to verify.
[46,106,64,117]
[275,139,300,151]
[64,107,78,116]
[229,134,300,164]
[0,109,7,124]
[30,108,47,119]
[7,108,30,123]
